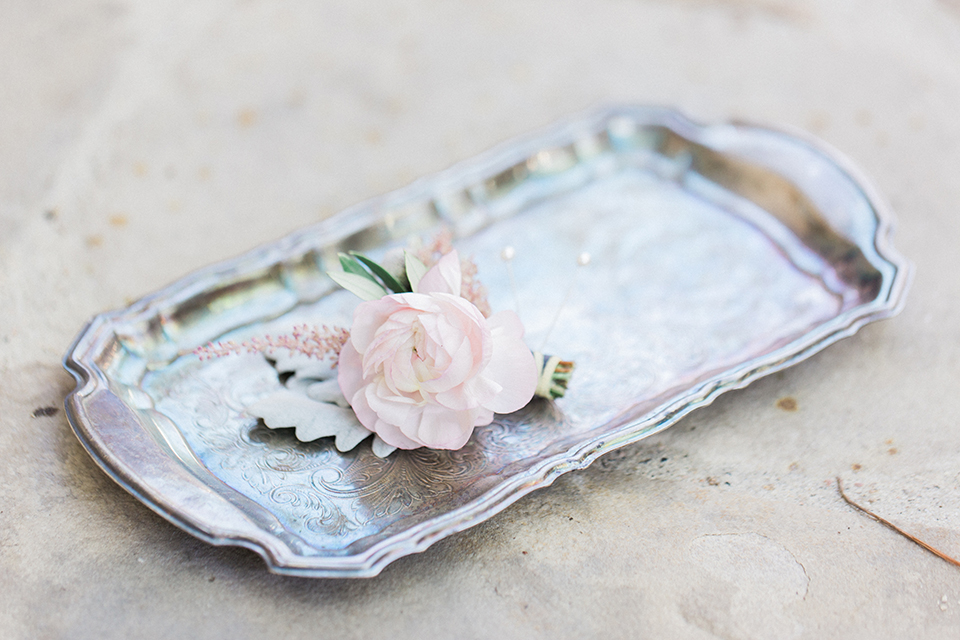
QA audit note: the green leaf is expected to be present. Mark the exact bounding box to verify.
[327,270,387,300]
[349,252,409,293]
[404,251,429,293]
[339,253,374,278]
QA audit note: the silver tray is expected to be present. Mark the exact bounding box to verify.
[63,106,910,577]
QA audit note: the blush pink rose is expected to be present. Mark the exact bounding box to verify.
[337,251,537,450]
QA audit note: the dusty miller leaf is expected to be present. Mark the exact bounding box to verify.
[247,389,372,452]
[306,379,350,407]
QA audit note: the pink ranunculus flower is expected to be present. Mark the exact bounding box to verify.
[337,250,538,450]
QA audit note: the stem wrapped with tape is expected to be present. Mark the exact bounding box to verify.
[533,352,575,399]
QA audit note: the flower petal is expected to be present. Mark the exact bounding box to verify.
[418,336,474,394]
[412,404,476,449]
[370,417,423,450]
[337,341,365,402]
[350,298,399,351]
[436,375,499,411]
[480,310,538,414]
[337,261,537,452]
[366,381,421,428]
[416,250,461,295]
[473,407,495,428]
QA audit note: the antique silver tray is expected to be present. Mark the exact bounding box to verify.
[63,106,910,577]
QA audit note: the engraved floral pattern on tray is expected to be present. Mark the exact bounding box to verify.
[150,353,564,549]
[145,170,847,554]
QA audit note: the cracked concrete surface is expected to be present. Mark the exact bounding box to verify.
[3,0,960,637]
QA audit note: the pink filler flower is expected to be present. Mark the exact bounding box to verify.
[337,251,538,450]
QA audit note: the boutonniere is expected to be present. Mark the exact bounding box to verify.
[197,234,575,456]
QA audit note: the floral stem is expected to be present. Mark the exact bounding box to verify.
[533,352,575,399]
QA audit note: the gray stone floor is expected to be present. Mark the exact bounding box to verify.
[3,1,960,637]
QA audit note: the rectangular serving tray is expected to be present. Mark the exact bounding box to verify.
[64,106,910,577]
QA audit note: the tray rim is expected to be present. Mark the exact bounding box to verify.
[63,105,912,577]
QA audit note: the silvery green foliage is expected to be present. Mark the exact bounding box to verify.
[248,353,397,457]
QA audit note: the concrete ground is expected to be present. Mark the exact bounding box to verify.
[2,1,960,637]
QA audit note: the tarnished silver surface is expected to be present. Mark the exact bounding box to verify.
[63,106,910,577]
